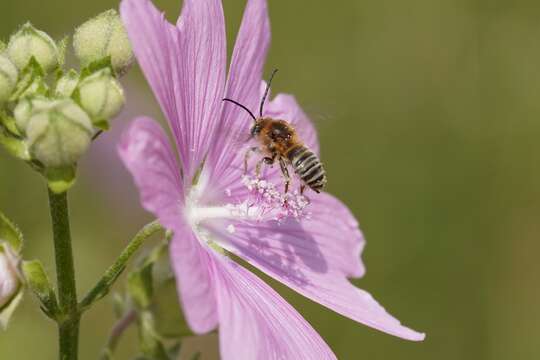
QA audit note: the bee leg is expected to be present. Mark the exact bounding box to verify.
[279,158,291,194]
[255,152,276,178]
[300,184,306,195]
[244,147,259,175]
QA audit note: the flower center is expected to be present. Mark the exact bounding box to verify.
[185,175,311,236]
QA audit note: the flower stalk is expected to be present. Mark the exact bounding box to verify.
[48,188,79,360]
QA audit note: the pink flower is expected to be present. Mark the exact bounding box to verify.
[118,0,425,358]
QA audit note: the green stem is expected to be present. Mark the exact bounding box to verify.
[79,220,163,311]
[48,189,79,360]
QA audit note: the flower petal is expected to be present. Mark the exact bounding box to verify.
[207,0,271,182]
[118,117,183,228]
[121,0,227,182]
[169,220,219,334]
[120,0,182,166]
[211,253,336,360]
[175,0,227,180]
[203,193,425,341]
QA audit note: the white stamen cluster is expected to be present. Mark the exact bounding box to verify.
[241,175,310,222]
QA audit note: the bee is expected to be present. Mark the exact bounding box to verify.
[223,69,327,194]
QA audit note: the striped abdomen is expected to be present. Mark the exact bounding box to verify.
[287,145,327,193]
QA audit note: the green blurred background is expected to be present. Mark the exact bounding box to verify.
[1,0,540,359]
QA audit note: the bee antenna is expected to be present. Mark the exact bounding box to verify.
[259,68,279,117]
[222,98,257,122]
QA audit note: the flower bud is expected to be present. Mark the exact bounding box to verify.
[0,54,18,104]
[26,99,93,167]
[73,10,134,76]
[78,68,125,122]
[54,70,79,98]
[0,244,20,309]
[13,96,53,133]
[7,23,59,73]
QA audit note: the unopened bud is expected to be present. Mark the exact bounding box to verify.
[7,23,59,73]
[26,99,93,167]
[54,70,79,98]
[0,244,20,309]
[74,10,133,76]
[0,55,18,104]
[13,96,53,133]
[78,68,125,122]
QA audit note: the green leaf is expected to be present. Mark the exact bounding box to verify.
[45,165,76,194]
[0,40,5,52]
[152,277,192,339]
[150,246,193,339]
[0,290,23,330]
[22,260,59,319]
[127,243,168,310]
[128,263,154,309]
[0,211,23,251]
[138,311,169,360]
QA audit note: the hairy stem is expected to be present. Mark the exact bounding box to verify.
[48,189,79,360]
[79,220,163,311]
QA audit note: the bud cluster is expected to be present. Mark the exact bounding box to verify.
[0,10,133,193]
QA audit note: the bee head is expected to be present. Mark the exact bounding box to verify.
[250,121,263,137]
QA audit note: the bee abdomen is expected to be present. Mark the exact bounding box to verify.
[287,145,327,193]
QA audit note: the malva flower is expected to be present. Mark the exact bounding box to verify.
[118,0,425,358]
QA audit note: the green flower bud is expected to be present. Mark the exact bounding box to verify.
[0,54,18,104]
[54,70,79,98]
[0,243,21,310]
[26,99,93,167]
[78,68,125,122]
[6,23,59,72]
[74,10,134,76]
[13,96,53,133]
[7,23,59,73]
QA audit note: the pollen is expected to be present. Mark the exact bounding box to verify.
[226,224,236,234]
[241,175,310,222]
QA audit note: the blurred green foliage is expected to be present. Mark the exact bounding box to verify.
[1,0,540,359]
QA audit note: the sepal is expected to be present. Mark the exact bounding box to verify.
[45,165,77,194]
[0,210,23,251]
[9,57,48,102]
[21,259,59,319]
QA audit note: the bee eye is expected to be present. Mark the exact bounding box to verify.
[251,125,260,136]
